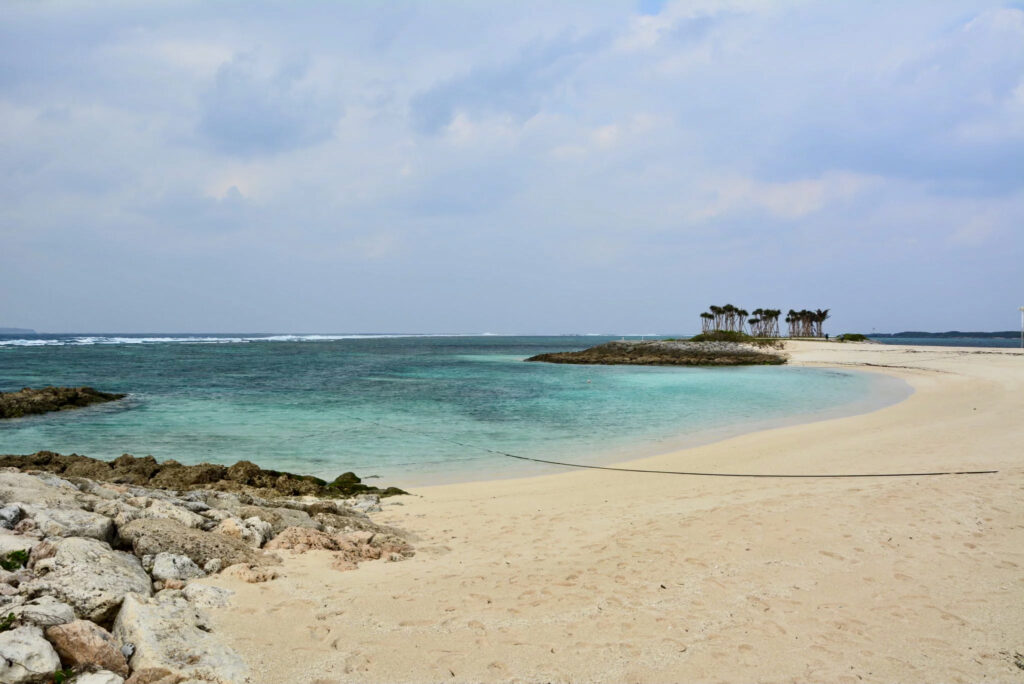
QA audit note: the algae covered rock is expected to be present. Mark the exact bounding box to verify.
[0,386,125,419]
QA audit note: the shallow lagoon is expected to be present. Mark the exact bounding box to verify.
[0,335,909,485]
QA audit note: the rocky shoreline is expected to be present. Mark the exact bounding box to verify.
[0,388,127,420]
[0,453,414,683]
[526,339,787,366]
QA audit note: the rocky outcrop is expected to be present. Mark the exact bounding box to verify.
[113,591,248,684]
[0,465,414,682]
[0,451,408,498]
[0,625,62,683]
[0,386,126,419]
[526,339,787,366]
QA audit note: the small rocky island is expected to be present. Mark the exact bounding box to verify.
[0,452,412,683]
[526,337,787,366]
[0,387,127,419]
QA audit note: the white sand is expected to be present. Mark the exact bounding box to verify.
[206,341,1024,683]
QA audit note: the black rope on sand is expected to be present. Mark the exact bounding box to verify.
[346,414,998,479]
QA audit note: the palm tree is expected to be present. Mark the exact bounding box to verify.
[735,309,749,334]
[699,312,713,334]
[814,308,830,337]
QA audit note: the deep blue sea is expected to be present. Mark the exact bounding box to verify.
[0,334,909,486]
[870,337,1021,348]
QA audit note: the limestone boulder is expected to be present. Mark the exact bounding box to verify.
[0,471,83,507]
[9,595,76,627]
[182,583,233,608]
[21,537,152,623]
[23,505,115,542]
[236,504,320,535]
[0,625,62,684]
[0,528,38,556]
[150,552,203,582]
[213,516,272,548]
[119,518,265,568]
[0,503,23,528]
[113,591,248,684]
[45,619,130,676]
[76,672,126,684]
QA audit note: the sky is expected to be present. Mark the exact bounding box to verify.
[1,0,1023,335]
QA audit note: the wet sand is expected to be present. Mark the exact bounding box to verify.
[206,341,1024,683]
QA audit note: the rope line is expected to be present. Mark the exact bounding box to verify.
[346,414,997,479]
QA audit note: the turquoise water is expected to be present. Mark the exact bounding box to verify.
[0,335,908,486]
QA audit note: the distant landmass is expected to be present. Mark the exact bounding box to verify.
[873,331,1018,339]
[0,327,36,334]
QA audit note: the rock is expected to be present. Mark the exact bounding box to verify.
[150,553,203,582]
[213,516,272,547]
[526,339,787,366]
[0,471,80,506]
[0,503,22,528]
[75,672,127,684]
[0,529,38,557]
[26,540,56,569]
[0,452,406,499]
[119,518,266,569]
[222,563,278,583]
[124,668,179,684]
[0,625,62,684]
[126,499,206,530]
[203,558,222,574]
[20,537,152,624]
[182,583,233,608]
[9,596,76,627]
[264,526,344,552]
[0,386,125,419]
[236,504,319,535]
[351,494,382,513]
[23,505,115,542]
[113,592,248,684]
[45,619,130,676]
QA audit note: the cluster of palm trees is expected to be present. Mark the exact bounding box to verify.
[785,309,831,338]
[699,305,830,338]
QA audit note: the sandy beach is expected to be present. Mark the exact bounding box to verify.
[205,341,1024,683]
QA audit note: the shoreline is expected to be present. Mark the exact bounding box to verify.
[202,340,1024,683]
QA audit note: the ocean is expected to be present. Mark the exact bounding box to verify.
[870,337,1022,348]
[0,334,909,486]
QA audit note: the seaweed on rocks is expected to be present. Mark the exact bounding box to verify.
[0,452,408,499]
[0,387,126,419]
[526,339,787,367]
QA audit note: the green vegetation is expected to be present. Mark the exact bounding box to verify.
[689,331,783,349]
[836,333,869,342]
[53,668,76,684]
[0,613,15,632]
[0,549,28,571]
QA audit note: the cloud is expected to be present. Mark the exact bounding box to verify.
[1,1,1022,333]
[409,33,605,135]
[198,52,342,156]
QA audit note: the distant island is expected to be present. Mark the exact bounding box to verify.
[873,331,1019,339]
[0,327,36,334]
[526,335,786,367]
